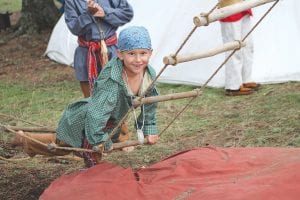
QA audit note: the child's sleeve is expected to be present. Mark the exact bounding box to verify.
[64,1,95,36]
[101,0,134,27]
[84,82,118,150]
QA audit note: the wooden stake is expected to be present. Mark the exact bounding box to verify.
[5,125,56,133]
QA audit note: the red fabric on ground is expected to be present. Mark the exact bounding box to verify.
[40,147,300,200]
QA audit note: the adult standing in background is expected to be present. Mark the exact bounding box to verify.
[64,0,133,97]
[218,0,260,96]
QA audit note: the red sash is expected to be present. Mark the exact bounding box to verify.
[78,33,117,92]
[220,9,253,22]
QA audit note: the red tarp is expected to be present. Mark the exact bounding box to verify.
[40,147,300,200]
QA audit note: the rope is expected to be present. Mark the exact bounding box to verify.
[103,1,279,144]
[208,3,219,15]
[158,1,280,138]
[2,125,96,154]
[104,27,198,144]
[241,0,279,43]
[200,3,219,26]
[104,12,202,144]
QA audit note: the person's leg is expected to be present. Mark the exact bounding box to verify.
[80,81,91,97]
[80,139,102,168]
[221,21,243,90]
[241,15,255,85]
[118,121,132,142]
[118,122,134,152]
[74,47,91,97]
[13,131,69,157]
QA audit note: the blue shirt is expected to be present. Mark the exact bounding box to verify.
[64,0,134,70]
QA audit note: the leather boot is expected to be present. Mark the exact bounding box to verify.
[225,86,255,96]
[243,82,261,90]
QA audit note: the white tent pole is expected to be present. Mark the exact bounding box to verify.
[193,0,277,27]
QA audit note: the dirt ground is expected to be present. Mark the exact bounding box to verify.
[0,29,83,200]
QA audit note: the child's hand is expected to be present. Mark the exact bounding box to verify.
[146,135,159,145]
[87,0,105,17]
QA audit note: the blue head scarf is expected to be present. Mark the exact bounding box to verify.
[118,26,152,52]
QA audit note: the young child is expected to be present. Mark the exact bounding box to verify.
[13,26,159,167]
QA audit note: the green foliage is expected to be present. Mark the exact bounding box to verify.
[0,0,21,12]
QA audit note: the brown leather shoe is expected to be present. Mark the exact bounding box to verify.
[243,82,261,90]
[225,86,255,96]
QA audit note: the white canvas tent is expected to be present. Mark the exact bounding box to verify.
[45,0,300,87]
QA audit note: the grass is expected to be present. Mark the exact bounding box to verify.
[0,0,62,12]
[0,0,21,12]
[0,51,299,200]
[1,80,299,168]
[0,81,80,127]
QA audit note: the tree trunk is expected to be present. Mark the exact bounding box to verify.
[16,0,60,35]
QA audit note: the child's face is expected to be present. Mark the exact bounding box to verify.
[117,49,152,75]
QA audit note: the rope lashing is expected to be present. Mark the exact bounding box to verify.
[2,1,280,152]
[159,1,280,138]
[103,0,280,144]
[163,54,177,66]
[193,3,218,27]
[234,40,243,50]
[193,0,277,27]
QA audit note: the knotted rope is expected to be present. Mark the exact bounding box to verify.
[1,1,280,155]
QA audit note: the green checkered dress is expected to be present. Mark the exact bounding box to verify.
[56,57,159,150]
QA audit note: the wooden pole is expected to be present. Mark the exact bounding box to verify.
[3,125,148,153]
[193,0,277,27]
[3,90,201,134]
[132,89,201,107]
[4,126,49,148]
[112,138,149,151]
[163,40,245,65]
[5,125,56,133]
[3,125,96,153]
